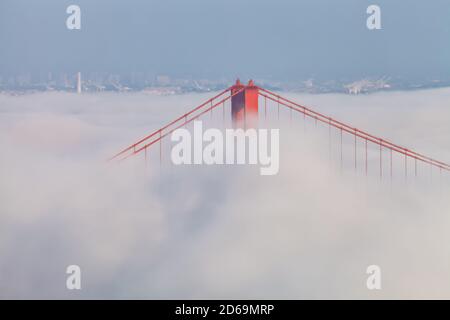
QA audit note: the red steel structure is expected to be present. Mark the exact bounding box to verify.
[109,80,450,178]
[231,79,259,128]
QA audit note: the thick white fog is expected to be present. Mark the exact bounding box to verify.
[0,88,449,299]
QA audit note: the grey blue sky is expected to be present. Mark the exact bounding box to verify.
[0,0,449,80]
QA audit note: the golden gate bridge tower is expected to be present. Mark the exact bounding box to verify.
[231,79,259,128]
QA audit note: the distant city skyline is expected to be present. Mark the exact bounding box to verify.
[1,0,449,82]
[2,70,450,95]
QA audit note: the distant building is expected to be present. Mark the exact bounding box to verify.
[156,75,170,86]
[77,72,82,94]
[344,78,391,95]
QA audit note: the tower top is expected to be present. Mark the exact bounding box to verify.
[233,79,257,88]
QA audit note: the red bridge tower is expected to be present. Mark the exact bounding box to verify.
[231,79,259,127]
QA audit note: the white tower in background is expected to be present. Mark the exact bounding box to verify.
[76,72,81,94]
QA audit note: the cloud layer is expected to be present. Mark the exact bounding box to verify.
[0,89,449,299]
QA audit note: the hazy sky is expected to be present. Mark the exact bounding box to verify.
[1,0,449,80]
